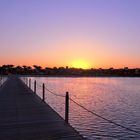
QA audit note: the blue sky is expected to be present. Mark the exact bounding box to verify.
[0,0,140,68]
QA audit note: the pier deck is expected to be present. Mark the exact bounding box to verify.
[0,76,84,140]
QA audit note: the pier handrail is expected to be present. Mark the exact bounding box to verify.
[36,82,65,98]
[44,86,65,98]
[0,76,8,87]
[20,77,140,136]
[69,98,140,135]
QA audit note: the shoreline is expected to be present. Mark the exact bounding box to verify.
[18,74,140,78]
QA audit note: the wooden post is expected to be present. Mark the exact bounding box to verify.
[65,92,69,124]
[34,80,36,94]
[2,77,3,86]
[25,78,27,85]
[0,77,2,87]
[29,79,31,89]
[42,83,45,102]
[27,78,28,86]
[1,77,3,86]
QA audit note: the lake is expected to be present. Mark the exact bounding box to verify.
[26,77,140,140]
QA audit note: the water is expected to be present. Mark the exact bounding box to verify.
[26,77,140,140]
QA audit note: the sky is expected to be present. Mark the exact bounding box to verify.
[0,0,140,68]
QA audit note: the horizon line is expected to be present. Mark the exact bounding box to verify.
[0,64,140,69]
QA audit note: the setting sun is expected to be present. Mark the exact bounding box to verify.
[71,60,90,69]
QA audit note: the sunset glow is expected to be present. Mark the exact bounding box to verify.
[0,0,140,68]
[71,60,90,69]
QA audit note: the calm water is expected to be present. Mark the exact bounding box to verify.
[27,77,140,140]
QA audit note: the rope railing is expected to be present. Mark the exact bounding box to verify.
[0,76,4,87]
[0,78,2,87]
[34,81,65,98]
[0,76,8,87]
[69,98,140,135]
[20,77,140,137]
[33,83,65,99]
[45,87,65,98]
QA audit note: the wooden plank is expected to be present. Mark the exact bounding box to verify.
[0,76,85,140]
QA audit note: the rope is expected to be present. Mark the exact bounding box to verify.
[34,81,140,135]
[45,87,65,98]
[34,82,65,98]
[69,98,140,135]
[19,77,140,136]
[0,77,8,87]
[36,83,42,88]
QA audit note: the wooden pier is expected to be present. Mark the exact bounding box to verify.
[0,76,85,140]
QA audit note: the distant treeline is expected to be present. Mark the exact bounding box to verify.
[0,65,140,77]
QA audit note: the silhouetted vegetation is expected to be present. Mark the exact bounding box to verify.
[0,65,140,77]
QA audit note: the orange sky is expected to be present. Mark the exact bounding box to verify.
[0,1,140,69]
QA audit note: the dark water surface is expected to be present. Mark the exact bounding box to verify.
[27,77,140,140]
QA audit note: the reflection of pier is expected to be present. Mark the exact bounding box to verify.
[0,76,84,140]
